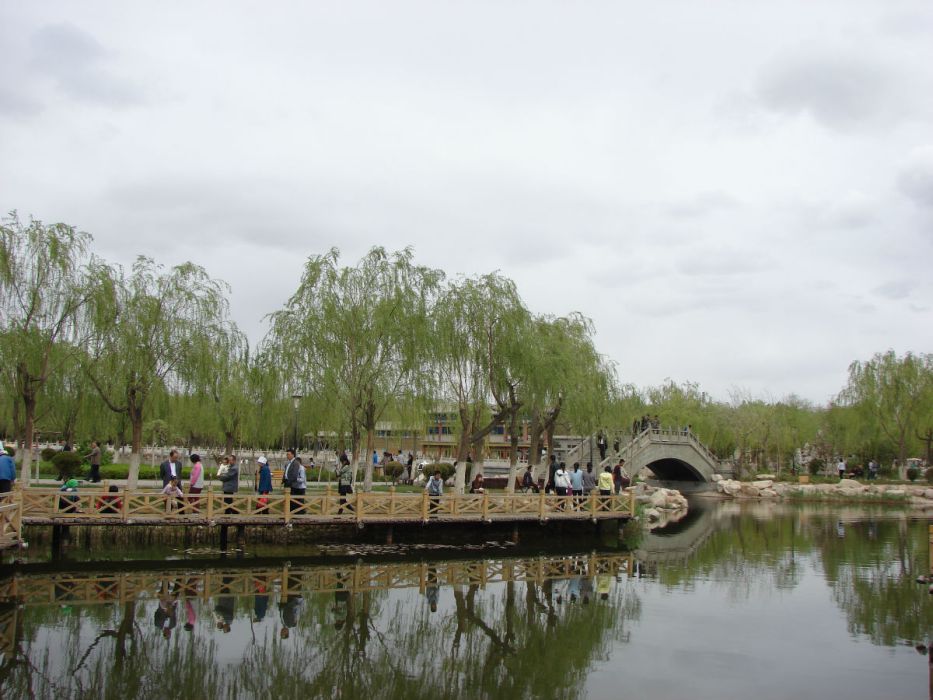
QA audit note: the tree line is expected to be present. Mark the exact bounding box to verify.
[1,212,930,489]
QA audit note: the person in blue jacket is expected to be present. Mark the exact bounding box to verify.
[256,455,272,511]
[0,441,15,493]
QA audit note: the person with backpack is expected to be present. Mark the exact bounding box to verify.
[283,449,305,512]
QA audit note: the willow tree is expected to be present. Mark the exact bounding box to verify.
[86,257,232,486]
[839,350,933,464]
[0,212,106,482]
[519,313,615,486]
[431,273,530,492]
[266,247,443,490]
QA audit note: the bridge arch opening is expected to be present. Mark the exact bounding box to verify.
[644,458,705,482]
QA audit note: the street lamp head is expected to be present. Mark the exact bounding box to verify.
[292,393,302,410]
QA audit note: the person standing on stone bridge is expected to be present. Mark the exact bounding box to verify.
[597,433,607,461]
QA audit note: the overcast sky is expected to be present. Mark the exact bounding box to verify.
[2,1,931,405]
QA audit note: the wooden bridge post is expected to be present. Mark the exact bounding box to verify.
[421,491,429,521]
[207,490,214,521]
[482,492,489,521]
[284,492,291,524]
[629,489,636,517]
[538,491,546,520]
[120,486,129,522]
[355,491,363,524]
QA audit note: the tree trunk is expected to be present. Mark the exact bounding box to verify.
[128,410,143,488]
[224,431,235,455]
[506,411,519,493]
[454,407,474,494]
[363,426,376,492]
[20,391,36,485]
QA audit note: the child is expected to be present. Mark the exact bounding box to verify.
[162,477,184,514]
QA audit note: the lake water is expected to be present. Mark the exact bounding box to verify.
[1,500,931,699]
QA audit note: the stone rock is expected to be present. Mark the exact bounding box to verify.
[711,474,723,482]
[752,480,773,489]
[837,487,862,498]
[924,489,933,500]
[644,508,661,522]
[886,490,906,498]
[837,479,862,489]
[649,490,668,508]
[756,474,776,480]
[760,488,778,498]
[635,494,653,505]
[739,485,760,498]
[721,480,741,496]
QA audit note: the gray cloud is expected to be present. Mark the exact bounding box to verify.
[29,22,142,106]
[757,48,899,129]
[872,280,914,300]
[897,147,933,208]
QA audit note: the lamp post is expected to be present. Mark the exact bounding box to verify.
[291,393,302,452]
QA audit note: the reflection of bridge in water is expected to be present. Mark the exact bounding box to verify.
[636,499,729,565]
[0,551,635,657]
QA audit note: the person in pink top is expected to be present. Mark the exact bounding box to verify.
[188,453,204,511]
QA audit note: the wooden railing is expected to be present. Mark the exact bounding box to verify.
[0,552,634,607]
[0,495,22,549]
[14,487,635,525]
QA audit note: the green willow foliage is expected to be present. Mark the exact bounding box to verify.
[1,213,930,475]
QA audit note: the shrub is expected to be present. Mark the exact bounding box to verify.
[436,462,456,480]
[906,466,919,482]
[40,447,58,463]
[4,444,14,457]
[51,451,84,479]
[385,461,406,482]
[808,458,824,476]
[76,440,114,466]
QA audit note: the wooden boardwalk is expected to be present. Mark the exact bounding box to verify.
[4,487,635,529]
[0,498,22,549]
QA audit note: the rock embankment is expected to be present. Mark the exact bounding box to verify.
[632,483,688,523]
[711,474,933,509]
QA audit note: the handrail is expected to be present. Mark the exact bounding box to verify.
[0,494,23,549]
[15,487,635,525]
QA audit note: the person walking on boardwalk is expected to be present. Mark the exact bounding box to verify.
[283,449,305,512]
[160,450,183,487]
[570,462,584,508]
[426,469,443,516]
[554,462,571,510]
[256,455,272,511]
[598,466,613,496]
[612,459,628,494]
[582,462,597,496]
[188,454,204,511]
[218,454,239,514]
[336,453,354,513]
[83,441,102,483]
[0,441,15,493]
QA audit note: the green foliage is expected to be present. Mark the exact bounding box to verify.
[925,467,933,484]
[40,447,58,462]
[808,458,824,476]
[906,466,919,482]
[3,444,13,457]
[51,450,84,479]
[384,461,405,481]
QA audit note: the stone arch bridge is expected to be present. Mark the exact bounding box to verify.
[565,428,734,482]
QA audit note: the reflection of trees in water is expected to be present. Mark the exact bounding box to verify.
[644,506,932,648]
[813,518,933,646]
[1,562,640,699]
[646,510,812,600]
[234,569,640,700]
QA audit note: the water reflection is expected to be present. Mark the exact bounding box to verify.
[1,504,931,699]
